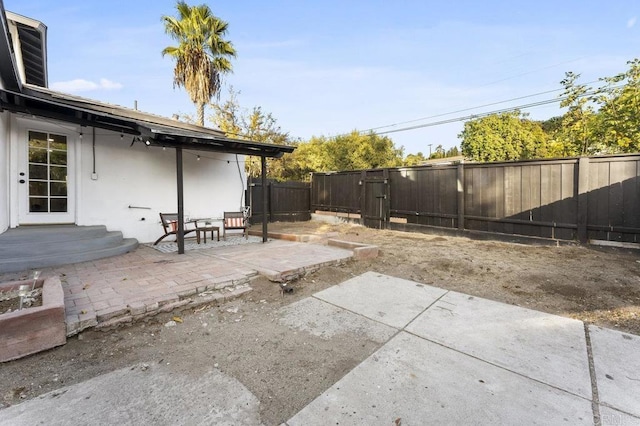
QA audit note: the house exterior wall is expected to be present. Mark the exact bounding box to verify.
[78,130,247,243]
[0,110,9,234]
[4,114,247,243]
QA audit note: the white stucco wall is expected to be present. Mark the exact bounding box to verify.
[3,115,247,243]
[0,110,9,234]
[78,130,247,243]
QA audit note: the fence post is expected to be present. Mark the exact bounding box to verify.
[457,163,465,230]
[360,170,367,226]
[577,157,589,243]
[383,169,391,229]
[267,180,273,223]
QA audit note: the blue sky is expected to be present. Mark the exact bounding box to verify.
[6,1,640,156]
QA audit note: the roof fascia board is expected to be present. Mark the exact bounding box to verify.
[24,83,228,137]
[0,0,22,91]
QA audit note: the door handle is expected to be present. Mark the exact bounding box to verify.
[19,179,25,184]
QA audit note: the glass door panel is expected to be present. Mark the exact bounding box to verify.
[28,131,68,213]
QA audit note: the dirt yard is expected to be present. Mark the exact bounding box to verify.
[1,221,639,424]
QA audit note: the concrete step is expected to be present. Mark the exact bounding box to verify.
[0,226,139,274]
[0,231,128,257]
[0,225,108,244]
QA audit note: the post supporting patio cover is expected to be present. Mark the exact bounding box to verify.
[176,147,185,254]
[261,155,268,243]
[173,152,270,252]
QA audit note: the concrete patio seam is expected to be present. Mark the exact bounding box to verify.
[597,403,640,420]
[311,289,593,402]
[311,288,494,347]
[309,295,404,333]
[402,289,451,330]
[400,327,595,403]
[584,323,602,426]
[309,274,598,406]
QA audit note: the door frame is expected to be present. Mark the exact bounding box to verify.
[14,117,78,225]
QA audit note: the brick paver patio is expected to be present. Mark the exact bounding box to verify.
[0,238,354,335]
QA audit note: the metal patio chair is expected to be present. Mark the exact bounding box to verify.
[153,213,197,245]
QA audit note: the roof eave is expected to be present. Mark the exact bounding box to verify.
[0,0,22,92]
[0,86,295,158]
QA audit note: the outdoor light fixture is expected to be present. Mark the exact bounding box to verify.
[79,131,83,140]
[145,140,151,146]
[197,155,201,161]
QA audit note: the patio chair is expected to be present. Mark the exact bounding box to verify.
[153,213,196,245]
[223,211,248,240]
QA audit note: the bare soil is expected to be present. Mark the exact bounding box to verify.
[0,288,42,314]
[1,221,639,425]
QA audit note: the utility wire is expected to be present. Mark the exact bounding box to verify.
[371,86,612,136]
[357,79,603,135]
[376,98,564,135]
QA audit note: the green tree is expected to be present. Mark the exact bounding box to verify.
[243,107,292,179]
[286,131,403,179]
[404,152,427,166]
[445,146,460,157]
[430,144,446,159]
[210,86,242,135]
[555,72,598,156]
[162,1,236,125]
[459,111,549,162]
[210,88,293,179]
[594,59,640,153]
[283,138,328,181]
[538,116,563,134]
[329,131,403,171]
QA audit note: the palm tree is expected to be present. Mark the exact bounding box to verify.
[162,1,236,126]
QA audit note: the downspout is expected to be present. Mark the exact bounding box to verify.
[92,127,96,177]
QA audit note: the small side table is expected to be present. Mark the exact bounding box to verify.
[195,226,219,244]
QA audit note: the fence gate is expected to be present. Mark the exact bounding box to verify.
[361,172,390,229]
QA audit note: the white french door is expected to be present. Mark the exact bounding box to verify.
[18,129,75,224]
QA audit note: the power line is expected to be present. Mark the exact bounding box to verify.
[362,87,565,133]
[370,87,610,136]
[358,78,603,135]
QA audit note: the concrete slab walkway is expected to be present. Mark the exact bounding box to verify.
[0,363,262,426]
[286,271,640,425]
[2,271,638,425]
[0,238,353,336]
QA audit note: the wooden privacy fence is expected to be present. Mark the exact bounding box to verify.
[247,178,311,224]
[311,154,640,243]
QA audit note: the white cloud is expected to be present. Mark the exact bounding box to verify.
[50,78,123,92]
[628,17,637,28]
[98,78,123,90]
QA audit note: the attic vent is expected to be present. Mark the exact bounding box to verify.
[15,22,46,87]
